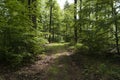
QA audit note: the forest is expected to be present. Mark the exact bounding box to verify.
[0,0,120,80]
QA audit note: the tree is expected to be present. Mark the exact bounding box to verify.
[63,3,74,42]
[28,0,37,28]
[0,0,46,65]
[48,0,53,43]
[74,0,78,43]
[111,0,119,54]
[76,0,117,53]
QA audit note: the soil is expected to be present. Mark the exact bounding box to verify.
[0,51,82,80]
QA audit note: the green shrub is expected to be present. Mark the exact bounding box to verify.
[97,63,120,80]
[0,1,47,66]
[75,43,89,54]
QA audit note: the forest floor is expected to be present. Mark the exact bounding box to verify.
[0,43,120,80]
[0,43,82,80]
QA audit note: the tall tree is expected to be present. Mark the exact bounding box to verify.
[63,3,74,42]
[74,0,78,43]
[111,0,119,54]
[28,0,37,28]
[49,0,53,43]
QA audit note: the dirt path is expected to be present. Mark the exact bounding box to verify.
[0,50,82,80]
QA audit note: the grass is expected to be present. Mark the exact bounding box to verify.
[0,42,119,80]
[45,54,80,80]
[44,43,120,80]
[44,43,69,54]
[71,51,120,80]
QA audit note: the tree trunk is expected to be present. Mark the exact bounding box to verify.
[52,25,55,42]
[111,0,119,54]
[32,0,37,28]
[28,0,37,28]
[66,23,68,41]
[79,0,82,38]
[74,0,78,43]
[49,0,53,43]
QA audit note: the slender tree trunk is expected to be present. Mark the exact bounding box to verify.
[32,0,37,28]
[52,25,55,42]
[28,0,37,28]
[74,0,78,43]
[66,23,68,41]
[49,0,53,43]
[95,1,98,21]
[111,0,119,54]
[79,0,82,35]
[28,0,31,14]
[28,0,31,6]
[114,16,119,54]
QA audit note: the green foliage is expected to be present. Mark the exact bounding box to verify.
[75,43,89,54]
[0,0,46,66]
[62,3,74,42]
[72,52,120,80]
[82,63,120,80]
[97,63,120,79]
[45,43,69,54]
[82,31,110,53]
[76,0,120,54]
[40,0,63,43]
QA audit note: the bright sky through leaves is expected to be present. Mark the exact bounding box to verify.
[57,0,74,9]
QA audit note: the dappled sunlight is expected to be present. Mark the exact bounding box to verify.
[50,51,73,59]
[0,44,76,80]
[0,0,120,79]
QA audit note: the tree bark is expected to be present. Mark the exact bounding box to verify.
[28,0,37,28]
[74,0,78,43]
[48,0,53,43]
[79,0,82,36]
[111,0,119,54]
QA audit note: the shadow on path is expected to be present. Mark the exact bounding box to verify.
[0,50,82,80]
